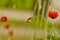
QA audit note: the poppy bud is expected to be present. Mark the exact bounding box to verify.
[26,17,33,22]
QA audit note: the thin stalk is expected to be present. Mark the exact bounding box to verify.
[32,0,38,19]
[50,20,54,40]
[43,1,47,40]
[32,0,41,20]
[38,0,49,40]
[50,30,52,40]
[40,0,46,29]
[33,0,41,40]
[44,0,50,40]
[44,18,48,40]
[34,11,40,40]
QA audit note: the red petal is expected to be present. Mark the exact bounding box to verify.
[48,11,58,19]
[53,12,58,19]
[48,11,53,18]
[28,17,32,20]
[1,16,7,23]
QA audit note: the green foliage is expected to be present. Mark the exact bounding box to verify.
[0,0,9,8]
[0,0,33,10]
[47,30,60,40]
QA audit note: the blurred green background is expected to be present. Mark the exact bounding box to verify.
[0,0,34,10]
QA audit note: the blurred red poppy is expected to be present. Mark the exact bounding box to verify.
[5,25,13,35]
[48,11,58,19]
[5,25,10,29]
[1,16,7,23]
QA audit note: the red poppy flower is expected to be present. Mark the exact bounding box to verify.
[1,16,7,23]
[48,11,58,19]
[27,17,33,22]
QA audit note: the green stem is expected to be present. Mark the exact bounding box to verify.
[50,21,54,40]
[44,0,50,40]
[44,18,48,40]
[33,0,41,40]
[40,0,46,28]
[33,0,38,19]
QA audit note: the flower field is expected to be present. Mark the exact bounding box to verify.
[0,0,60,40]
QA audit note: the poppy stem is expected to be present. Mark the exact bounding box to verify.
[50,29,52,40]
[50,20,54,40]
[43,1,48,40]
[33,0,41,40]
[32,0,38,19]
[40,0,46,29]
[44,0,50,40]
[44,18,48,40]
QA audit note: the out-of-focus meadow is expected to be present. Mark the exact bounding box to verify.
[0,0,60,40]
[0,0,39,40]
[0,0,59,28]
[0,0,34,10]
[0,0,34,27]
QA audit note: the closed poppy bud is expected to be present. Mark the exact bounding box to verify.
[48,11,58,19]
[1,16,7,23]
[26,17,33,22]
